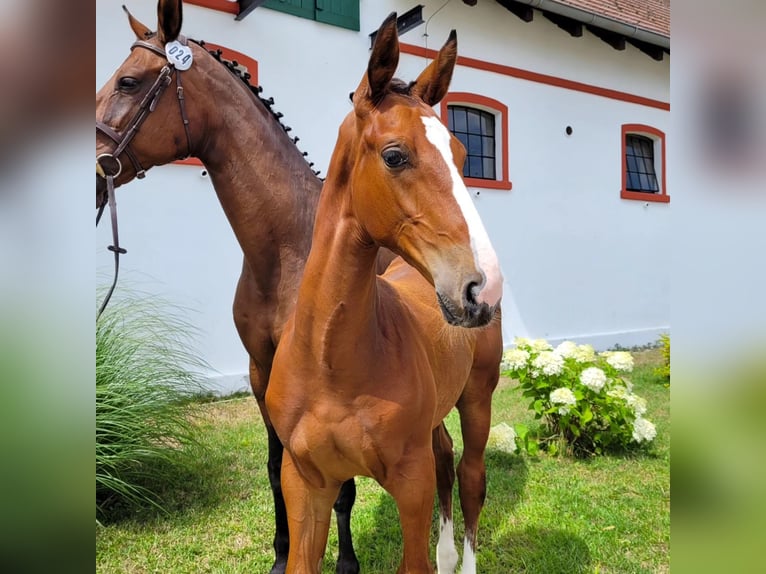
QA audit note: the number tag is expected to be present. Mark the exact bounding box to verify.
[165,41,193,71]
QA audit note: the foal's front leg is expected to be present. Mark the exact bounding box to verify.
[282,451,340,574]
[383,449,437,574]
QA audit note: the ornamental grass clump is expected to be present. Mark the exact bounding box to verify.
[501,338,657,456]
[96,294,208,520]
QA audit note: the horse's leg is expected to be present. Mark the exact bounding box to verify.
[454,375,497,574]
[246,355,290,574]
[333,479,360,573]
[433,423,458,574]
[282,450,339,574]
[382,448,437,574]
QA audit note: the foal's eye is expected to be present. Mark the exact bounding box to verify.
[382,148,408,169]
[117,77,140,92]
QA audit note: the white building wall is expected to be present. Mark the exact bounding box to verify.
[97,0,670,392]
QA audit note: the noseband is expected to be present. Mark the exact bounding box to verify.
[96,38,194,318]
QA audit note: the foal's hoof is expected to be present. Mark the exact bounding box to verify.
[336,556,360,574]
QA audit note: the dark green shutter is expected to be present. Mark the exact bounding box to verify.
[262,0,314,22]
[261,0,359,31]
[315,0,359,31]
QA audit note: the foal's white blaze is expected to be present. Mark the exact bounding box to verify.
[421,116,503,307]
[436,517,459,574]
[461,538,477,574]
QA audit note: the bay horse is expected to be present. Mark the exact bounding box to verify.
[96,1,370,571]
[267,14,504,574]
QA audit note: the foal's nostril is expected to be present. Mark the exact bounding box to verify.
[465,281,480,306]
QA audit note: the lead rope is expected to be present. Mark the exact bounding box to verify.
[97,172,127,319]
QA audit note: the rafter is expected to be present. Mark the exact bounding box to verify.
[496,0,533,23]
[627,38,664,61]
[586,24,626,50]
[543,11,582,37]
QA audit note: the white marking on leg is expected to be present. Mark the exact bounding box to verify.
[436,517,459,574]
[421,116,503,307]
[461,537,477,574]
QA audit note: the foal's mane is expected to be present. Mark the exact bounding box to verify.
[388,78,417,96]
[349,78,416,105]
[188,38,323,178]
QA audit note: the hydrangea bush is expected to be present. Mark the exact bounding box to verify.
[502,337,657,456]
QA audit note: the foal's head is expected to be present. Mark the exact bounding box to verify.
[342,13,503,328]
[96,0,207,205]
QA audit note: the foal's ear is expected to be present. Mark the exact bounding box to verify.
[123,5,152,39]
[353,12,399,115]
[412,30,458,106]
[157,0,183,44]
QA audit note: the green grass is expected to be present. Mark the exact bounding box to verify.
[96,349,669,573]
[96,295,209,519]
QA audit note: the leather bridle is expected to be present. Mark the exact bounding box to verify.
[96,37,194,318]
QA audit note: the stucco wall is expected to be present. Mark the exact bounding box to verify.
[97,0,670,393]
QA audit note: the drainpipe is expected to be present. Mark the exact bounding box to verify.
[511,0,669,49]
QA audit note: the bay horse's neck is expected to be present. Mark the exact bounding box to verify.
[194,56,321,291]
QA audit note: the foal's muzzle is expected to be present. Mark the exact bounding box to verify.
[436,290,495,328]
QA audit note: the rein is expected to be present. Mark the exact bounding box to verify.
[96,38,193,318]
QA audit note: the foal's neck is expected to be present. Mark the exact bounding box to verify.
[294,184,382,370]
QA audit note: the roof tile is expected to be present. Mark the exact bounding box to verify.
[553,0,669,38]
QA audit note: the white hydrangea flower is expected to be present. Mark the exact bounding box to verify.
[501,348,530,371]
[532,351,565,376]
[607,385,629,400]
[550,387,576,415]
[606,351,634,372]
[572,344,596,363]
[487,422,518,453]
[530,338,553,352]
[554,340,578,358]
[513,336,531,349]
[632,417,657,443]
[580,367,607,392]
[626,394,647,416]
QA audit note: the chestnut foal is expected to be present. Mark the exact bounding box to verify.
[267,14,503,574]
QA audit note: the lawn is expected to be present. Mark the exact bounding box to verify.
[96,349,669,573]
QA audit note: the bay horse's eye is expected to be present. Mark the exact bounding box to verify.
[117,77,140,92]
[382,148,408,169]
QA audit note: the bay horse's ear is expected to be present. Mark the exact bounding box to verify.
[157,0,183,44]
[123,5,153,40]
[353,12,399,116]
[411,30,458,107]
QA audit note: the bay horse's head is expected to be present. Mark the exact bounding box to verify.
[96,0,200,206]
[342,14,502,328]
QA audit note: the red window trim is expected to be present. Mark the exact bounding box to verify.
[174,44,259,167]
[185,0,239,15]
[440,92,512,191]
[401,43,669,112]
[621,123,669,203]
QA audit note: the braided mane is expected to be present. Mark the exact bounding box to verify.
[192,39,322,179]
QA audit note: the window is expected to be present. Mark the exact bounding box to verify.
[449,106,496,180]
[621,124,668,203]
[262,0,359,31]
[440,93,512,190]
